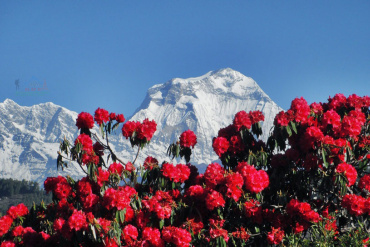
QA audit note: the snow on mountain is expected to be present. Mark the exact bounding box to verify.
[0,68,283,185]
[113,68,283,170]
[0,99,84,186]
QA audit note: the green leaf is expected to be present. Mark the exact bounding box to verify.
[159,219,164,229]
[286,125,292,137]
[322,148,328,168]
[290,121,297,134]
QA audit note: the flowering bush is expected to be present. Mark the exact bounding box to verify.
[0,94,369,246]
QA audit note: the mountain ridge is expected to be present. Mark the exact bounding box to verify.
[0,68,283,185]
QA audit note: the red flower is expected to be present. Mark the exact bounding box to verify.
[274,111,290,127]
[109,112,116,121]
[142,227,164,247]
[205,189,225,211]
[0,215,13,237]
[122,224,138,244]
[75,133,93,153]
[96,167,110,187]
[162,226,192,247]
[204,163,225,189]
[108,162,124,175]
[137,118,157,141]
[224,172,244,201]
[68,210,88,231]
[115,114,125,123]
[179,129,197,148]
[244,199,262,224]
[267,227,285,245]
[144,156,158,170]
[249,110,265,124]
[336,163,357,186]
[212,137,229,157]
[122,121,140,139]
[6,203,28,219]
[44,176,72,200]
[244,169,269,193]
[76,112,94,129]
[94,108,109,125]
[342,194,365,216]
[290,97,310,123]
[0,241,15,247]
[233,110,252,131]
[359,174,370,192]
[322,110,341,134]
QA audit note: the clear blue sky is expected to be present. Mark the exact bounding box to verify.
[1,1,369,117]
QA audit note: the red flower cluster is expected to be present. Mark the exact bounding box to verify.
[233,110,264,131]
[94,108,110,125]
[162,226,192,247]
[122,118,157,142]
[286,199,321,233]
[143,156,158,170]
[76,112,94,129]
[235,161,269,193]
[341,194,368,216]
[179,129,197,148]
[161,163,190,183]
[335,162,357,186]
[6,203,28,219]
[142,190,174,219]
[44,176,72,200]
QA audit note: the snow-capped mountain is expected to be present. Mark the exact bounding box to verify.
[0,99,85,186]
[0,68,282,185]
[114,68,283,171]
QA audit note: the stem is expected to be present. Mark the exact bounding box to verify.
[133,146,141,165]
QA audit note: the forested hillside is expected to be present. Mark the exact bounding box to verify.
[0,178,51,215]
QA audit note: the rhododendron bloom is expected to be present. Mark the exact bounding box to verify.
[76,112,94,129]
[162,226,192,247]
[274,111,290,126]
[68,210,88,231]
[342,194,366,216]
[142,227,164,247]
[94,108,109,125]
[249,110,265,124]
[290,97,310,123]
[205,189,225,210]
[233,110,252,131]
[336,163,357,186]
[267,227,285,245]
[0,215,13,237]
[136,118,157,141]
[212,137,229,157]
[122,120,140,138]
[115,113,125,123]
[179,129,197,148]
[244,169,269,193]
[108,162,124,175]
[6,203,29,219]
[122,224,138,244]
[0,241,15,247]
[359,174,370,192]
[204,163,225,188]
[74,133,93,153]
[44,176,72,200]
[143,156,158,170]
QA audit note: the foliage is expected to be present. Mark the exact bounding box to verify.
[0,179,51,215]
[0,93,369,247]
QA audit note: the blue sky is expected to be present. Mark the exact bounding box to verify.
[0,1,369,117]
